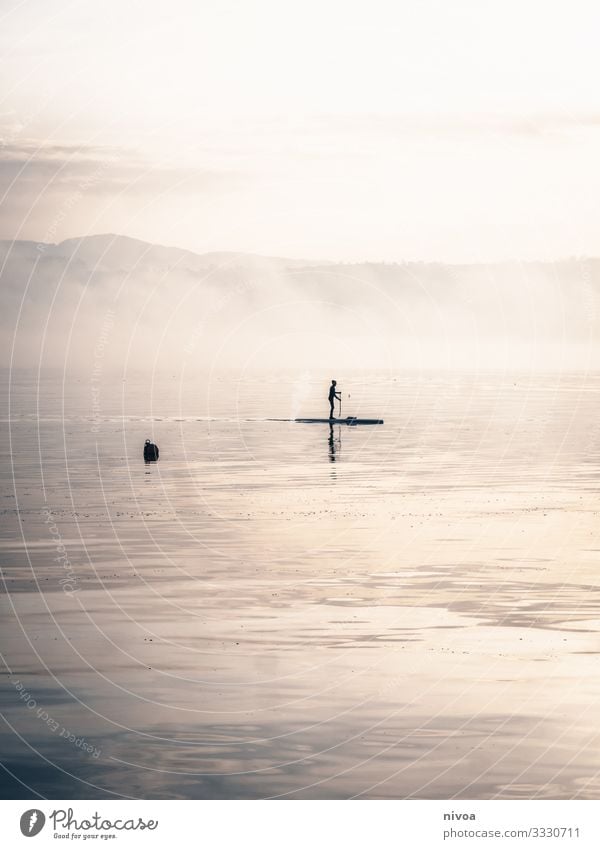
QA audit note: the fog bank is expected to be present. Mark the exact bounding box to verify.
[2,235,599,376]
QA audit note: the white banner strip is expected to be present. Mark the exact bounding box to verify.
[1,800,599,848]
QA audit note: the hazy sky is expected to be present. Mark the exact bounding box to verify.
[2,0,600,261]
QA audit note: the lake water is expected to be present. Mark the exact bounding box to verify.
[2,368,600,799]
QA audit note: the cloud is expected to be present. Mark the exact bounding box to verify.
[3,108,600,261]
[0,140,124,162]
[0,139,239,192]
[308,110,600,141]
[0,138,243,243]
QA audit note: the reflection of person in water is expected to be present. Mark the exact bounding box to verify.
[328,423,341,462]
[328,380,341,419]
[328,424,336,461]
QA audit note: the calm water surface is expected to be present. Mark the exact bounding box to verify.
[1,369,600,798]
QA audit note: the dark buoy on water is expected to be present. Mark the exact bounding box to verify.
[143,439,159,462]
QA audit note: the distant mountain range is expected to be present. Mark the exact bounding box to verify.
[2,234,599,370]
[0,234,328,273]
[3,232,599,272]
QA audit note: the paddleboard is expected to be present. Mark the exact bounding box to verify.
[295,417,383,425]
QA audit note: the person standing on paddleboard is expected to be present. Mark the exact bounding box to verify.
[328,380,341,419]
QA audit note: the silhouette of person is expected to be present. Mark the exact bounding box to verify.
[328,380,341,419]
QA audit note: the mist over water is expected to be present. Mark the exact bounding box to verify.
[2,236,600,375]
